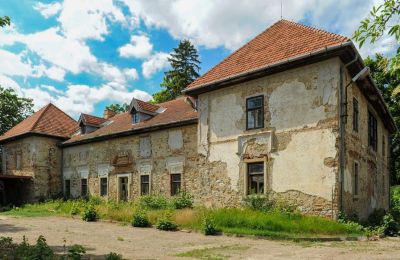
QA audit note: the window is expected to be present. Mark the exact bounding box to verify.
[140,175,150,195]
[16,152,21,170]
[353,162,359,196]
[353,98,359,132]
[65,180,71,198]
[170,174,181,196]
[247,162,264,194]
[246,96,264,130]
[382,136,386,157]
[81,179,88,197]
[100,177,107,196]
[132,111,139,124]
[368,111,378,151]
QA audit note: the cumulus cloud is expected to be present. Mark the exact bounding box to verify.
[34,2,63,19]
[123,68,139,80]
[119,35,153,59]
[142,52,170,78]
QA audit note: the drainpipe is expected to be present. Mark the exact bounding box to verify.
[339,54,358,213]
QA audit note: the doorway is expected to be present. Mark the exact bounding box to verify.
[119,176,129,201]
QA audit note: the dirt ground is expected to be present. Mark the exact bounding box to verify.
[0,216,400,260]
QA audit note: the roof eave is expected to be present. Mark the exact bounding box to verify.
[0,132,70,145]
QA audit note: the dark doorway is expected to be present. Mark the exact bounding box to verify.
[119,177,128,201]
[0,177,33,206]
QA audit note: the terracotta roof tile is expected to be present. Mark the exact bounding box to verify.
[136,100,160,113]
[0,103,78,142]
[187,20,349,90]
[81,113,108,126]
[63,97,197,145]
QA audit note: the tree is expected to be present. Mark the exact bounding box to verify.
[0,86,34,135]
[152,40,200,103]
[364,54,400,184]
[353,0,400,92]
[105,103,129,113]
[0,16,10,27]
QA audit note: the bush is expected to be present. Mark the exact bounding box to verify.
[157,217,178,231]
[203,217,219,235]
[82,205,98,222]
[132,211,151,227]
[70,203,80,215]
[14,235,54,259]
[242,194,274,212]
[367,208,386,227]
[139,195,168,209]
[105,252,124,260]
[382,212,400,236]
[172,192,194,209]
[68,244,86,259]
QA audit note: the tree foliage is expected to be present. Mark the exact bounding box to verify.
[105,103,129,113]
[365,54,400,184]
[353,0,400,92]
[0,16,10,27]
[152,40,200,103]
[0,86,34,135]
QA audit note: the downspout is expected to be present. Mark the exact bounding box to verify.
[339,54,358,213]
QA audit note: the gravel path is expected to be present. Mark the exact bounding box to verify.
[0,216,399,259]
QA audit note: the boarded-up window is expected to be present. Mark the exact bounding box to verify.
[247,163,264,194]
[100,177,107,196]
[353,98,359,132]
[140,175,150,195]
[139,137,152,158]
[170,174,181,196]
[16,152,21,170]
[354,162,359,196]
[81,179,88,197]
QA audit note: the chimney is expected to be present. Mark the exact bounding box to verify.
[103,108,117,119]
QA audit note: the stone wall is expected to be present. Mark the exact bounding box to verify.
[62,124,199,202]
[196,58,341,217]
[342,69,390,220]
[1,136,63,203]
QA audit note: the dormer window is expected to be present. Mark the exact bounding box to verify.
[132,110,139,124]
[78,113,108,135]
[129,97,163,125]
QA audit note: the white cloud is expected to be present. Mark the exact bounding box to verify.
[119,35,153,59]
[123,68,139,80]
[142,52,170,78]
[40,84,64,95]
[0,75,23,94]
[34,2,63,19]
[44,66,66,81]
[0,49,32,77]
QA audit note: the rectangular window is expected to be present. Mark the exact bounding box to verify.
[247,162,264,194]
[353,162,359,196]
[140,175,150,195]
[246,96,264,130]
[100,177,107,196]
[81,179,88,197]
[132,111,139,124]
[65,180,71,198]
[353,98,359,132]
[170,174,181,196]
[368,111,378,151]
[16,153,21,170]
[382,136,386,157]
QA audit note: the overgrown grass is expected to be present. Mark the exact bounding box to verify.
[175,245,250,259]
[0,196,365,239]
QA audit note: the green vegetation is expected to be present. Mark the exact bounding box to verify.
[1,195,366,239]
[81,205,98,222]
[105,103,129,113]
[131,211,151,227]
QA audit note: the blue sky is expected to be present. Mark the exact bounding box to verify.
[0,0,397,118]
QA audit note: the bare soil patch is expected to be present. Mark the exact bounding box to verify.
[0,216,399,259]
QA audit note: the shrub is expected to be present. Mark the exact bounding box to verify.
[203,217,219,235]
[15,235,54,259]
[157,217,178,231]
[70,203,80,215]
[105,252,124,260]
[82,205,98,222]
[367,208,386,227]
[139,195,168,209]
[68,244,86,259]
[132,211,151,227]
[242,194,274,212]
[382,212,399,236]
[0,237,13,249]
[172,192,194,209]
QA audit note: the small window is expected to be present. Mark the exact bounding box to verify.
[170,174,181,196]
[353,162,359,196]
[100,177,107,196]
[368,111,378,151]
[65,180,71,198]
[140,175,150,195]
[382,136,386,157]
[81,179,88,197]
[246,96,264,130]
[132,111,139,124]
[16,153,21,170]
[353,98,359,132]
[247,162,264,194]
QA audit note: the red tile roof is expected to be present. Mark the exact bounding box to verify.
[63,97,197,145]
[81,113,107,126]
[136,100,160,113]
[186,19,349,91]
[0,103,78,142]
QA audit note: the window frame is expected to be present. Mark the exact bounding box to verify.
[352,98,359,132]
[353,162,359,197]
[382,135,386,158]
[170,173,181,196]
[81,178,88,197]
[246,95,264,130]
[140,175,150,195]
[368,111,378,151]
[100,177,108,197]
[65,179,71,198]
[132,110,139,124]
[247,162,265,195]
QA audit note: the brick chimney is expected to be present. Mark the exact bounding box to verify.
[103,109,117,119]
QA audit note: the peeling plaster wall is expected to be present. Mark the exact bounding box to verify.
[342,69,390,220]
[197,58,341,216]
[1,136,63,203]
[62,124,198,202]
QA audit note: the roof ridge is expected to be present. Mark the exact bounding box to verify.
[30,103,52,132]
[49,103,77,123]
